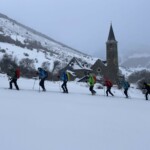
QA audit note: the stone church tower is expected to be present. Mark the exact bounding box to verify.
[60,24,119,83]
[106,24,119,83]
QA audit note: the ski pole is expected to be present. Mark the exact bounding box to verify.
[103,86,106,96]
[32,79,36,90]
[39,84,40,92]
[59,81,62,92]
[38,79,41,92]
[121,88,125,97]
[127,88,131,98]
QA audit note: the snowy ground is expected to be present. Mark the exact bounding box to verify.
[0,73,150,150]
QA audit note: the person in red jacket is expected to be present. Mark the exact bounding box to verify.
[104,79,114,96]
[7,66,20,90]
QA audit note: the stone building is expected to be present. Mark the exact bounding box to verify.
[59,24,119,83]
[59,57,91,80]
[91,24,119,83]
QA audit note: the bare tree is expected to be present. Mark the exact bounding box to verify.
[0,54,18,73]
[19,58,36,78]
[52,60,60,73]
[41,61,50,71]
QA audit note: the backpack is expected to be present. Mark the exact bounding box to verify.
[44,70,48,78]
[61,72,68,81]
[38,68,48,79]
[16,68,20,79]
[66,72,70,81]
[93,75,96,84]
[108,81,112,87]
[125,81,130,88]
[127,82,130,88]
[106,80,112,87]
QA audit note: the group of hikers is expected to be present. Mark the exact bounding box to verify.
[87,73,150,100]
[5,66,150,100]
[86,73,130,98]
[6,66,69,93]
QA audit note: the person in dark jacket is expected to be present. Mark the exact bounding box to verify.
[37,67,48,91]
[120,79,130,98]
[7,66,20,90]
[61,71,68,93]
[143,82,150,100]
[104,79,114,96]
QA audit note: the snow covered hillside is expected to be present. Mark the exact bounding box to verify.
[0,74,150,150]
[0,13,96,70]
[121,53,150,70]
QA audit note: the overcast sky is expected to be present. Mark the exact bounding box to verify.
[0,0,150,59]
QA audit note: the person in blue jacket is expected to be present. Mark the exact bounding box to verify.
[37,67,48,91]
[61,71,68,93]
[120,79,130,98]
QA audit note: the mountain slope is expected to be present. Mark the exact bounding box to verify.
[0,13,96,71]
[121,53,150,69]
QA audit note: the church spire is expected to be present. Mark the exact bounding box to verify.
[107,24,116,41]
[106,24,118,83]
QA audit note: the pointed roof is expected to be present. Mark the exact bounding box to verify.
[64,57,91,71]
[107,24,116,41]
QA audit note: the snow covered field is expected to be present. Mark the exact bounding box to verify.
[0,74,150,150]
